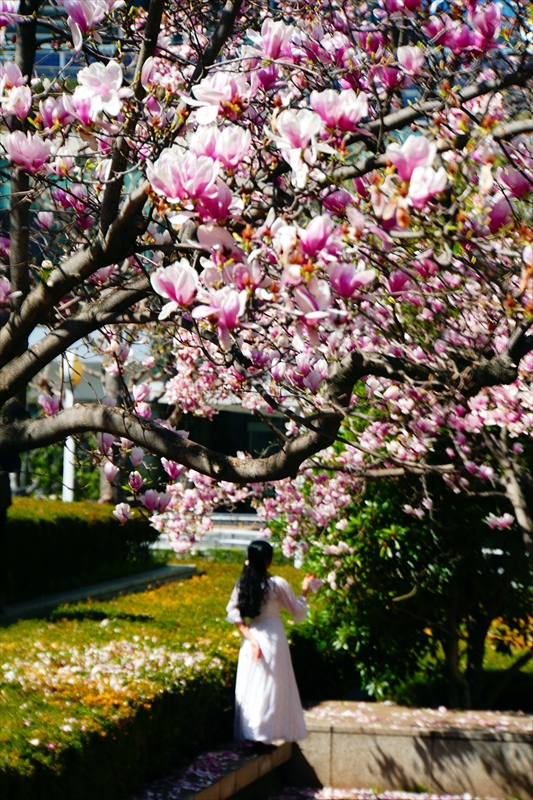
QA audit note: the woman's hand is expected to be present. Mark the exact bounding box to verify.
[236,622,262,660]
[302,573,315,597]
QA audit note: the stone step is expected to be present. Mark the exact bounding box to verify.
[299,700,532,800]
[126,742,292,800]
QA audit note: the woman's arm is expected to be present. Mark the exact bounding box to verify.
[236,621,262,660]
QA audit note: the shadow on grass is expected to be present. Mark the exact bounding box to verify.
[48,608,155,623]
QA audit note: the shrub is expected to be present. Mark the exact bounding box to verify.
[2,498,160,605]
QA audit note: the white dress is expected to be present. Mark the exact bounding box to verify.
[226,575,309,744]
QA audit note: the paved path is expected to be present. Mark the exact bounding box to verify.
[0,564,196,626]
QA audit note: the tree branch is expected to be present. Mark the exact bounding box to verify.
[98,0,167,235]
[0,275,151,405]
[190,0,244,83]
[0,182,149,374]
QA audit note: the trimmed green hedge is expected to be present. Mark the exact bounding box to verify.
[0,675,233,800]
[2,498,159,605]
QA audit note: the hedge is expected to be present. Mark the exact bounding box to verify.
[1,559,329,800]
[2,498,160,605]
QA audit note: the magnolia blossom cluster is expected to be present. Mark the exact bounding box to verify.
[150,469,257,551]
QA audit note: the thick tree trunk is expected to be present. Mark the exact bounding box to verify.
[442,629,472,709]
[466,617,490,708]
[98,371,125,504]
[442,580,472,708]
[8,0,39,406]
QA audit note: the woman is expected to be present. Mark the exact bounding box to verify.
[226,539,313,745]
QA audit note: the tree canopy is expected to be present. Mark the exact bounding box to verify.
[0,0,532,557]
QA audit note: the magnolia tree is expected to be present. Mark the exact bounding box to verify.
[0,0,532,566]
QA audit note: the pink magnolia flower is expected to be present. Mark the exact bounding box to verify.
[132,383,150,403]
[222,259,262,291]
[134,402,151,419]
[488,194,512,233]
[141,489,159,511]
[472,3,501,49]
[130,446,144,466]
[408,165,448,208]
[192,286,248,350]
[103,461,119,482]
[195,178,236,222]
[0,63,24,101]
[275,108,322,150]
[74,60,132,120]
[147,149,219,203]
[161,458,185,480]
[447,23,476,55]
[247,17,294,59]
[310,88,368,131]
[371,66,403,92]
[39,95,75,128]
[5,130,51,173]
[37,393,60,416]
[397,45,425,75]
[386,135,436,180]
[356,28,385,55]
[97,432,114,454]
[1,84,31,119]
[299,215,335,258]
[422,15,448,44]
[0,0,20,26]
[151,258,199,319]
[128,470,144,492]
[485,512,514,530]
[293,278,331,325]
[62,91,93,126]
[322,189,353,214]
[0,275,22,303]
[36,211,53,230]
[257,63,279,90]
[388,270,411,294]
[497,167,531,199]
[157,492,171,512]
[270,108,322,187]
[188,72,250,125]
[523,245,533,268]
[64,0,106,52]
[329,262,376,298]
[213,126,251,169]
[113,502,133,524]
[91,265,116,285]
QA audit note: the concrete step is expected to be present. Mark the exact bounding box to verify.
[300,700,532,800]
[151,513,262,552]
[0,565,196,626]
[126,742,292,800]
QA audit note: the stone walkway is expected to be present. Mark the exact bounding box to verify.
[268,790,504,800]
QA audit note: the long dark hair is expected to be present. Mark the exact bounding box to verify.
[237,540,274,619]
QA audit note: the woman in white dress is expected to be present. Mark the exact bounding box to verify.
[226,540,313,745]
